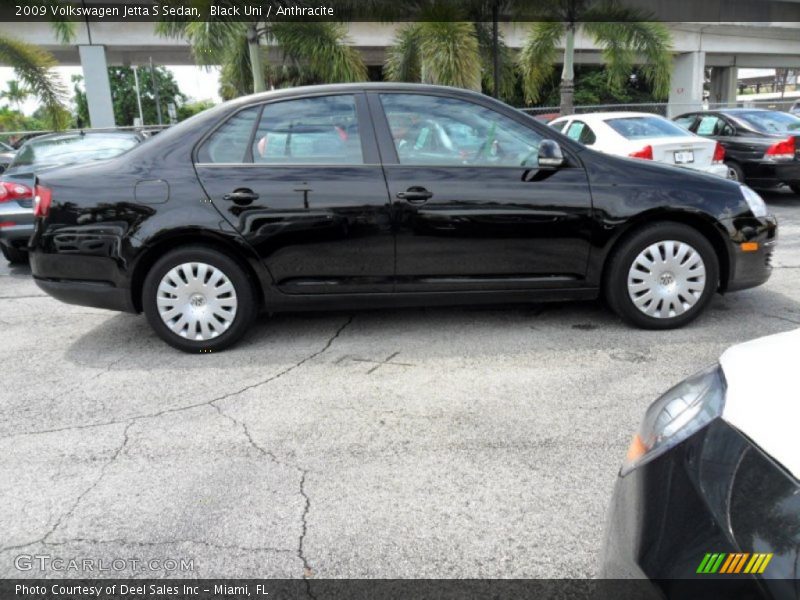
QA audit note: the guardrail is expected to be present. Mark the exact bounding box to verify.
[0,124,172,147]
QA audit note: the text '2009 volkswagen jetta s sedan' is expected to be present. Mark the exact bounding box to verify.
[29,84,777,352]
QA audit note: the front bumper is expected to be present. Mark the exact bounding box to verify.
[722,214,777,292]
[602,419,799,598]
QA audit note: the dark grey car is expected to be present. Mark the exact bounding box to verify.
[0,131,143,263]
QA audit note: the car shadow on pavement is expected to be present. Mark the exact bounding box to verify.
[63,285,800,371]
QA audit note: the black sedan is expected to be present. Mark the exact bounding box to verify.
[603,329,799,599]
[0,131,142,264]
[29,84,777,352]
[673,108,800,194]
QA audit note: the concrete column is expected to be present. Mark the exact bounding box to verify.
[78,45,115,128]
[709,66,738,107]
[667,51,705,118]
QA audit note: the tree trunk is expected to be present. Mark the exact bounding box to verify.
[247,23,266,93]
[559,23,576,116]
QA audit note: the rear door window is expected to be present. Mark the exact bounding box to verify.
[565,121,596,145]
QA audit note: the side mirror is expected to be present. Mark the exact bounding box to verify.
[538,139,565,168]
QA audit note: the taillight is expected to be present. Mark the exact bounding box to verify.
[0,181,33,203]
[33,185,52,218]
[764,136,795,160]
[629,145,653,160]
[712,142,725,164]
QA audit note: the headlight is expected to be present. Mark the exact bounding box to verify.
[622,365,726,475]
[740,185,768,218]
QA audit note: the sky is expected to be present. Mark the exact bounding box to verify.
[0,65,222,117]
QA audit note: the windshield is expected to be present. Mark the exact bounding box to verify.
[605,116,692,139]
[732,111,800,134]
[9,133,139,170]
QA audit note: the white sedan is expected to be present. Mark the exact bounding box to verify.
[549,112,730,178]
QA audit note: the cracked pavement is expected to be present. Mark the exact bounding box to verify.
[1,189,799,579]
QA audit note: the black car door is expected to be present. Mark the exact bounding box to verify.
[368,91,593,292]
[694,113,764,166]
[194,93,394,294]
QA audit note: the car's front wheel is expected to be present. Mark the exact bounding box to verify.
[142,246,257,352]
[605,223,719,329]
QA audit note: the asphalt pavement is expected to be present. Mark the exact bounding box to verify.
[1,188,799,579]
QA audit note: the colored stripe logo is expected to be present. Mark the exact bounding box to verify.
[697,552,773,574]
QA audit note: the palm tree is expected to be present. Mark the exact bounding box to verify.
[156,2,367,99]
[0,80,31,111]
[384,2,517,99]
[0,35,69,129]
[518,0,672,114]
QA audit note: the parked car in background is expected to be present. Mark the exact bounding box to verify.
[28,84,777,351]
[550,112,729,178]
[0,141,16,174]
[673,108,800,194]
[603,328,799,597]
[0,131,143,264]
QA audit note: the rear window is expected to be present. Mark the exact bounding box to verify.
[733,111,800,134]
[605,116,692,140]
[11,133,139,169]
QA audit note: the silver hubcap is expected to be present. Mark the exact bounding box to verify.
[156,262,238,340]
[627,241,706,319]
[727,166,739,181]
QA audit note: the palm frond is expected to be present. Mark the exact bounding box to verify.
[584,17,672,99]
[0,35,67,129]
[273,22,367,83]
[416,22,481,90]
[474,22,516,100]
[218,35,255,99]
[517,21,564,104]
[385,24,422,82]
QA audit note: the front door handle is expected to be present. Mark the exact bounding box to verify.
[223,188,259,205]
[396,186,433,204]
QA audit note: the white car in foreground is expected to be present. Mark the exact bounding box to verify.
[550,112,730,178]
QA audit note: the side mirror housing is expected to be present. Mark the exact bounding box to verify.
[538,139,565,168]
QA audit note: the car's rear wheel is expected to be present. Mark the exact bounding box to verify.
[605,223,719,329]
[725,161,744,182]
[789,183,800,197]
[1,244,28,264]
[143,246,257,352]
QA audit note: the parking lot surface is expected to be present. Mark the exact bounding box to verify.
[1,189,799,579]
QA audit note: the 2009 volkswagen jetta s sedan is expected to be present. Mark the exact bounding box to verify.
[29,84,777,352]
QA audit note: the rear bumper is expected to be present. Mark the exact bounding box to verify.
[743,160,800,188]
[33,276,136,313]
[0,200,33,248]
[695,164,730,179]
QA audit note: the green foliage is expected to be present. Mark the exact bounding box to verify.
[72,67,186,127]
[536,66,663,107]
[0,34,68,129]
[176,99,216,121]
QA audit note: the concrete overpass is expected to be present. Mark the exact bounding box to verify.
[1,20,799,125]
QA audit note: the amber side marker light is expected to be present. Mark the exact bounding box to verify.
[740,242,759,252]
[626,434,647,463]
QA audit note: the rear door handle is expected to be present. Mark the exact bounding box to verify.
[223,188,259,205]
[396,187,433,204]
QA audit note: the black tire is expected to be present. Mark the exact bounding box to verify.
[1,244,28,264]
[789,184,800,197]
[725,161,744,183]
[604,223,719,330]
[142,245,258,353]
